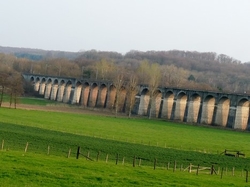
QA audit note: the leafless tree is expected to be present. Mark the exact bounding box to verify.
[8,74,23,109]
[125,74,139,118]
[147,63,161,119]
[0,73,9,107]
[113,67,126,117]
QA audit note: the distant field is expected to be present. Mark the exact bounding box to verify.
[1,98,250,186]
[1,106,250,167]
[2,95,58,106]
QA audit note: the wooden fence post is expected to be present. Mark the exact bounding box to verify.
[105,154,109,163]
[196,164,200,175]
[24,142,29,153]
[232,167,235,176]
[189,163,192,173]
[221,167,224,179]
[139,158,141,166]
[133,156,136,167]
[1,140,4,150]
[246,170,248,183]
[87,151,90,160]
[96,151,100,162]
[211,165,214,175]
[47,145,50,155]
[67,148,71,158]
[154,158,157,170]
[173,161,176,172]
[122,157,125,165]
[116,153,119,165]
[210,165,213,175]
[76,146,80,159]
[167,162,170,170]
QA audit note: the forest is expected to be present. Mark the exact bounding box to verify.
[0,47,250,104]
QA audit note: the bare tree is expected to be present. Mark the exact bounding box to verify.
[8,74,23,109]
[95,59,115,80]
[113,67,126,117]
[137,60,150,85]
[147,63,161,119]
[125,74,139,118]
[0,72,9,107]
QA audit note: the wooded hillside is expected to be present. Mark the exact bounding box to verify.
[0,46,250,95]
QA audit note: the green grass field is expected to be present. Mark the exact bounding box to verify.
[1,151,249,187]
[2,95,58,106]
[1,97,250,186]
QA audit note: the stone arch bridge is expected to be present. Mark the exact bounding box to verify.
[23,73,250,131]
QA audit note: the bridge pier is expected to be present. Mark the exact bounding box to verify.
[50,84,58,100]
[197,100,203,124]
[44,83,52,99]
[57,84,65,102]
[227,106,237,129]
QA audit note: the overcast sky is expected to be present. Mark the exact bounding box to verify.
[0,0,249,62]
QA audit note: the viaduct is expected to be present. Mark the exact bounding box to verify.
[22,73,250,131]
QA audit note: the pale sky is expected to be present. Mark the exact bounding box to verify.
[0,0,250,62]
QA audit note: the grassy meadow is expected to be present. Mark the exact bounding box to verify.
[1,97,250,186]
[1,151,249,187]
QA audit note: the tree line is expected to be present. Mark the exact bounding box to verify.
[0,49,250,109]
[0,54,23,108]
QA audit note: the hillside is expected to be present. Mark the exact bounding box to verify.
[0,46,250,94]
[0,46,81,60]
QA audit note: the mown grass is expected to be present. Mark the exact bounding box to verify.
[1,107,250,169]
[2,95,58,106]
[1,106,250,156]
[1,100,250,186]
[1,121,249,170]
[20,97,58,105]
[1,151,249,187]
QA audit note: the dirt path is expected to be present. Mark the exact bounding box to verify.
[1,102,118,117]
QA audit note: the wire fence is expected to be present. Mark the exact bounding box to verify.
[1,139,249,183]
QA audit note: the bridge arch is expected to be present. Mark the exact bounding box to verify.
[214,96,230,127]
[234,98,249,130]
[72,81,82,104]
[81,82,90,106]
[30,76,35,82]
[57,80,66,102]
[174,92,187,121]
[187,93,201,123]
[106,85,116,109]
[88,83,98,107]
[44,78,52,99]
[96,84,108,108]
[39,78,46,95]
[117,86,127,112]
[63,81,72,103]
[162,91,174,119]
[50,79,59,100]
[200,95,215,125]
[33,77,40,91]
[150,89,162,118]
[138,88,150,116]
